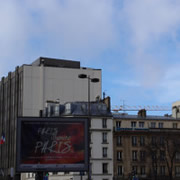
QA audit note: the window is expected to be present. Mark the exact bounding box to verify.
[159,122,163,128]
[132,151,137,161]
[151,136,157,145]
[117,166,123,176]
[102,163,108,174]
[102,132,107,143]
[90,147,92,157]
[151,122,156,128]
[140,136,145,146]
[140,166,146,175]
[89,118,91,128]
[90,163,92,173]
[27,173,30,178]
[175,166,180,176]
[90,132,92,143]
[140,151,146,161]
[132,166,138,175]
[159,136,165,146]
[160,151,165,161]
[116,121,121,128]
[131,122,136,128]
[102,118,107,128]
[132,136,137,146]
[173,123,178,129]
[117,136,122,146]
[160,166,165,176]
[139,122,144,128]
[152,151,157,161]
[153,167,158,175]
[176,152,180,161]
[117,151,122,161]
[103,147,108,158]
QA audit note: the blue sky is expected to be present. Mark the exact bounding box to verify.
[1,0,180,115]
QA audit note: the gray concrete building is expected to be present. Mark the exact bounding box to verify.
[0,57,102,180]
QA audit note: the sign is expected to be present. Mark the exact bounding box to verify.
[16,117,88,172]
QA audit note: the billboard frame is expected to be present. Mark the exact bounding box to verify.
[16,117,89,173]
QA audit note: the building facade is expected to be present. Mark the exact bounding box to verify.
[0,57,102,180]
[33,100,114,180]
[113,110,180,180]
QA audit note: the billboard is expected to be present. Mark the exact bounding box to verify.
[16,117,89,172]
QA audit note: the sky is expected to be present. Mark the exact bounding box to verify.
[1,0,180,115]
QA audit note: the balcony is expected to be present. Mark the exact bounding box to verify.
[114,127,149,132]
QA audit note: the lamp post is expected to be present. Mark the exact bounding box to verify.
[78,74,100,180]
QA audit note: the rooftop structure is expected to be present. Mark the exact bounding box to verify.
[31,57,81,69]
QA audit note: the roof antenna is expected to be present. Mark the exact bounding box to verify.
[103,91,106,99]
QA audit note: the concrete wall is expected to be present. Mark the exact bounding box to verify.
[23,65,102,116]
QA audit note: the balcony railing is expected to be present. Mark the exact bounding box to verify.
[114,127,180,133]
[114,127,149,131]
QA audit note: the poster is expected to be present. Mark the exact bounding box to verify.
[16,117,88,172]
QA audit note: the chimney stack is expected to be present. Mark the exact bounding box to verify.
[138,109,146,118]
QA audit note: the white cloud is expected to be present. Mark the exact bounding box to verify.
[0,0,117,77]
[1,0,180,107]
[158,64,180,103]
[118,0,180,89]
[0,1,33,76]
[26,0,117,59]
[130,52,166,88]
[121,0,180,48]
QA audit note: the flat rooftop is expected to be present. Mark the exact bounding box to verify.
[31,57,81,69]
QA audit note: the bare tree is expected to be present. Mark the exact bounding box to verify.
[146,132,180,180]
[163,134,180,180]
[146,136,159,180]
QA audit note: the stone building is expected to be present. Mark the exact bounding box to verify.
[113,109,180,180]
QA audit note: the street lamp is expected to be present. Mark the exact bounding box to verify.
[78,74,100,180]
[78,74,99,116]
